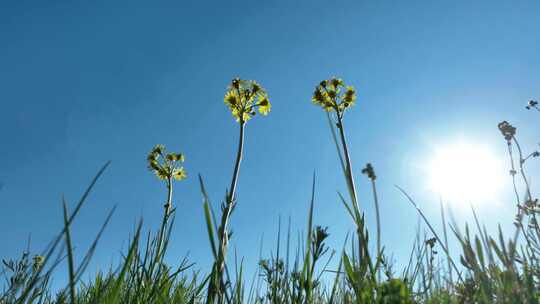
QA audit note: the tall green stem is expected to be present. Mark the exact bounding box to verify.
[166,177,173,216]
[371,179,381,282]
[335,114,376,281]
[211,121,245,303]
[229,122,245,203]
[439,197,452,286]
[156,177,173,264]
[336,114,359,211]
[219,121,244,261]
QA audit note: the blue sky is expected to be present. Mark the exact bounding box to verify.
[1,0,539,288]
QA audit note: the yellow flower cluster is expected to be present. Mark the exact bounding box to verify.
[312,77,356,116]
[147,144,187,181]
[224,78,271,123]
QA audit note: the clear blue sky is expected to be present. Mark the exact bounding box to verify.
[1,0,539,287]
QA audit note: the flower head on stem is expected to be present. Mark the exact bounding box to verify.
[312,77,356,118]
[147,145,186,182]
[147,144,186,214]
[224,78,271,123]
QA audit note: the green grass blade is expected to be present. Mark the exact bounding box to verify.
[62,199,76,303]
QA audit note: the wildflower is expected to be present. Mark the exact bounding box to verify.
[147,145,186,182]
[311,77,357,117]
[497,121,516,142]
[342,86,356,105]
[257,97,271,115]
[172,167,187,180]
[166,152,184,162]
[361,163,376,180]
[152,144,165,155]
[224,78,271,123]
[312,88,324,103]
[155,167,169,180]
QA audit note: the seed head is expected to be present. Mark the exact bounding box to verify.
[361,163,376,180]
[497,121,516,142]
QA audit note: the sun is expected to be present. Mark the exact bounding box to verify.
[428,142,505,204]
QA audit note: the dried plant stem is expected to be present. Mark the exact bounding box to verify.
[507,141,529,249]
[510,137,538,261]
[513,137,533,200]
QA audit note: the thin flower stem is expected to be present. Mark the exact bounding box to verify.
[335,111,377,281]
[511,136,539,260]
[229,122,245,203]
[156,177,173,263]
[336,114,359,212]
[371,178,381,282]
[506,140,536,260]
[166,177,173,215]
[212,121,245,303]
[220,122,245,251]
[507,141,527,246]
[513,137,533,201]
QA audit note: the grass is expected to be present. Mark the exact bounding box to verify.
[1,81,538,303]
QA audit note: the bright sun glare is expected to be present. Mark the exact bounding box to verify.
[428,142,505,204]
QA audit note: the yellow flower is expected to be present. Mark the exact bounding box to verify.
[152,144,165,155]
[343,86,356,106]
[148,160,160,171]
[172,167,187,180]
[147,144,187,182]
[311,77,357,116]
[258,97,271,115]
[224,78,271,123]
[155,167,169,180]
[330,78,344,89]
[251,82,261,95]
[224,91,238,108]
[323,101,334,112]
[166,153,185,162]
[312,88,324,104]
